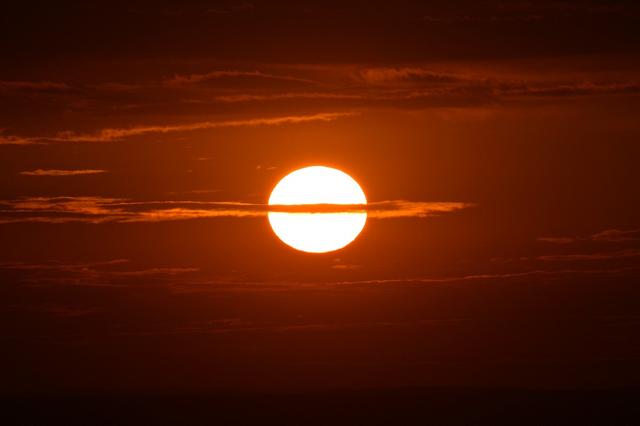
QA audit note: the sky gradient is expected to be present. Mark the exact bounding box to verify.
[1,1,640,399]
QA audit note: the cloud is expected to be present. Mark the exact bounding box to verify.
[354,65,640,104]
[537,237,575,244]
[358,67,466,85]
[538,249,640,262]
[0,80,69,91]
[168,189,222,195]
[19,169,107,176]
[167,265,640,294]
[255,165,277,171]
[330,266,640,287]
[7,259,632,296]
[190,73,640,112]
[164,70,316,86]
[591,228,640,242]
[121,207,265,222]
[266,201,473,217]
[0,259,129,272]
[495,82,640,97]
[12,304,104,318]
[38,112,357,143]
[367,201,473,218]
[2,66,638,149]
[197,89,492,109]
[330,264,362,270]
[89,82,144,92]
[0,113,356,145]
[107,267,200,276]
[214,92,363,102]
[0,197,473,224]
[537,230,640,262]
[0,259,199,287]
[6,196,123,215]
[0,132,42,146]
[538,228,640,244]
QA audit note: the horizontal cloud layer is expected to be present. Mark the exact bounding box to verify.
[1,59,638,147]
[538,228,640,244]
[0,197,473,224]
[19,169,107,176]
[0,112,357,145]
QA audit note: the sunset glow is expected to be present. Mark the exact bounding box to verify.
[2,1,640,422]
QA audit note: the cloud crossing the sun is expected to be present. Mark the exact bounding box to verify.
[0,197,474,224]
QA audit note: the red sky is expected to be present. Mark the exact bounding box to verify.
[1,1,640,396]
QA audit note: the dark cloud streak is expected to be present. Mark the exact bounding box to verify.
[19,169,107,176]
[0,197,474,224]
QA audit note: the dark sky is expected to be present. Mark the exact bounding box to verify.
[1,1,640,395]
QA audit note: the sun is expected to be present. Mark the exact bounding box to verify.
[268,166,367,253]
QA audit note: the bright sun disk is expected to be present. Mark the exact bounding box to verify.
[268,166,367,253]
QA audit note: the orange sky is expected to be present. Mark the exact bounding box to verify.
[1,1,640,399]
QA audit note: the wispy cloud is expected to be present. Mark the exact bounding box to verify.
[6,196,123,215]
[0,197,473,224]
[0,80,69,91]
[11,304,104,318]
[537,237,575,244]
[167,266,640,294]
[538,228,640,244]
[367,201,473,218]
[538,249,640,262]
[265,201,470,216]
[117,318,469,336]
[19,169,107,176]
[7,260,635,295]
[164,70,316,86]
[214,92,362,102]
[107,267,200,276]
[330,264,362,270]
[121,207,265,222]
[0,259,199,287]
[358,67,466,84]
[89,82,144,92]
[591,228,640,242]
[495,82,640,97]
[0,259,129,272]
[0,131,42,146]
[191,74,640,111]
[2,66,638,148]
[331,268,636,285]
[10,112,356,144]
[360,74,640,100]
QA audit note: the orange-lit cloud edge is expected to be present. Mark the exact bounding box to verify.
[2,59,639,146]
[0,197,474,224]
